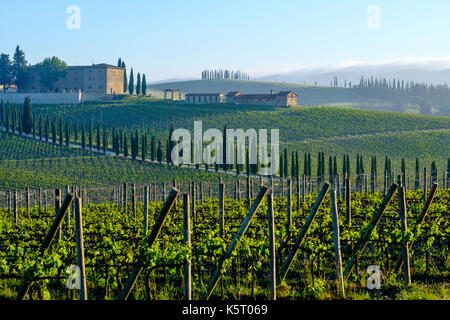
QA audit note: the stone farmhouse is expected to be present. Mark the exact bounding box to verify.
[226,90,297,107]
[185,93,224,103]
[22,63,125,94]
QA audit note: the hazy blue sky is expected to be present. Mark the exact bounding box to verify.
[1,0,450,81]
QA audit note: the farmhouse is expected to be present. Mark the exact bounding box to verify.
[185,93,224,103]
[22,63,125,94]
[164,89,183,101]
[226,90,297,107]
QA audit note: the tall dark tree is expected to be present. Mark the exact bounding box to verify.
[96,124,101,151]
[65,121,70,146]
[122,61,127,93]
[136,73,141,95]
[58,117,63,145]
[157,141,163,163]
[81,124,86,150]
[51,116,57,144]
[117,58,122,68]
[151,134,156,161]
[12,45,28,91]
[89,120,93,151]
[142,74,147,96]
[35,57,68,92]
[22,96,33,134]
[128,68,134,95]
[0,54,12,92]
[38,115,43,140]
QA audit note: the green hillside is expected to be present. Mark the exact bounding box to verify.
[150,79,448,115]
[150,79,360,106]
[29,98,450,160]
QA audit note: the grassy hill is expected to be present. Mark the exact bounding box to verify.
[0,132,227,190]
[150,79,361,106]
[150,79,449,115]
[13,97,447,179]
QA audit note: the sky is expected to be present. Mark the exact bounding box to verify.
[1,0,450,82]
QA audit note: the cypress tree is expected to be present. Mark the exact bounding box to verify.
[222,125,228,171]
[328,156,333,181]
[18,113,22,136]
[51,117,56,144]
[307,152,311,176]
[0,100,4,127]
[32,115,36,138]
[65,121,70,146]
[96,124,101,151]
[136,73,141,95]
[283,148,288,178]
[333,156,337,177]
[142,74,147,96]
[22,96,33,134]
[415,158,420,190]
[128,68,134,95]
[5,106,9,133]
[74,122,78,145]
[38,115,43,140]
[168,124,174,165]
[103,126,108,153]
[122,61,127,93]
[89,120,93,151]
[124,134,129,158]
[157,141,163,163]
[58,117,63,145]
[45,115,49,142]
[279,153,284,178]
[81,124,86,150]
[151,134,156,161]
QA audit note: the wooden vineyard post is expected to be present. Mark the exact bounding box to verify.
[343,183,398,281]
[297,177,301,212]
[123,182,128,211]
[143,185,149,236]
[246,177,251,209]
[394,182,439,273]
[65,186,70,228]
[287,179,292,233]
[278,182,330,283]
[74,198,87,300]
[26,187,30,213]
[237,179,241,201]
[302,175,306,202]
[423,168,427,204]
[55,189,61,241]
[219,182,225,237]
[399,186,411,285]
[267,193,276,300]
[345,178,351,226]
[38,187,42,213]
[199,181,203,203]
[201,186,269,300]
[191,182,196,222]
[13,190,18,226]
[118,188,179,300]
[183,193,192,300]
[132,183,136,217]
[16,192,74,300]
[173,180,177,210]
[331,189,345,298]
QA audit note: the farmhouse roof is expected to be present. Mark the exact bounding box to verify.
[185,93,223,96]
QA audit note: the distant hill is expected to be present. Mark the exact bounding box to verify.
[149,79,450,115]
[260,58,450,86]
[150,79,361,106]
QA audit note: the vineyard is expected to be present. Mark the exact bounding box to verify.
[0,178,449,300]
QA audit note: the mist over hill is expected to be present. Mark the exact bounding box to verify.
[259,58,450,86]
